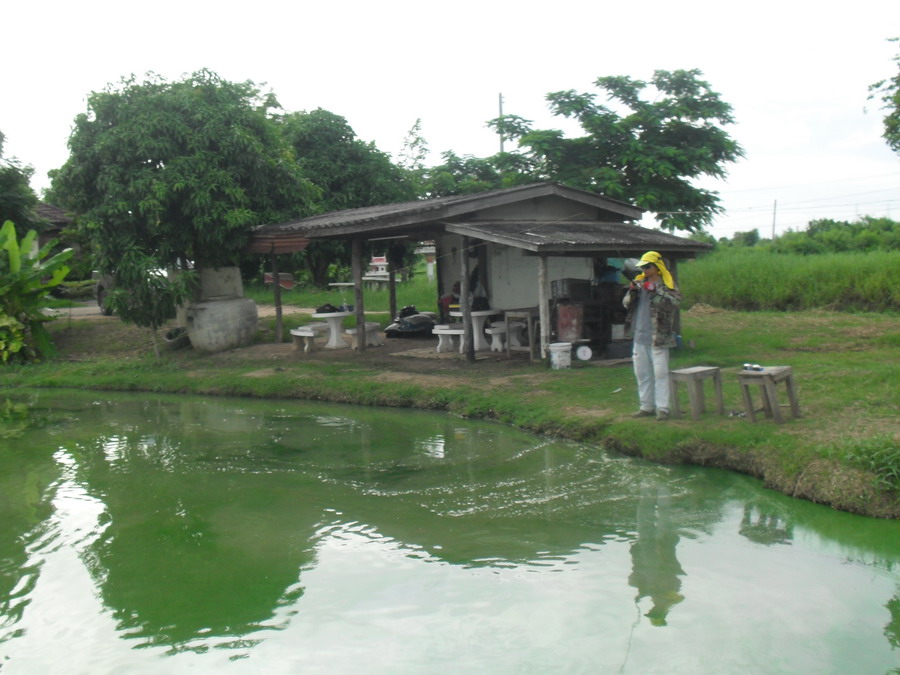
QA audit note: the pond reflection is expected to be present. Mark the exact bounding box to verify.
[628,487,684,627]
[1,390,898,673]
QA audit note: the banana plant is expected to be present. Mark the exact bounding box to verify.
[0,220,73,362]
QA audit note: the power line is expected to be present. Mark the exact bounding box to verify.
[710,172,900,194]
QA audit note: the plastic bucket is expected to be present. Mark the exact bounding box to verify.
[548,342,572,370]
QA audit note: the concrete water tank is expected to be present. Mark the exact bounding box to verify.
[185,267,258,353]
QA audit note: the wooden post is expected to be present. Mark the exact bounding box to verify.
[351,238,366,352]
[271,248,283,344]
[388,268,398,321]
[671,258,681,336]
[459,236,474,362]
[434,240,445,316]
[537,254,550,360]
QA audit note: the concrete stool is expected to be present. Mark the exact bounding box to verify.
[432,324,465,353]
[345,322,383,349]
[484,324,507,352]
[736,366,801,423]
[506,321,526,348]
[669,366,725,420]
[290,323,329,353]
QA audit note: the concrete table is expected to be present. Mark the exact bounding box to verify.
[362,274,390,290]
[310,311,352,349]
[449,309,498,352]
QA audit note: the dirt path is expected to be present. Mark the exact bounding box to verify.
[49,302,319,321]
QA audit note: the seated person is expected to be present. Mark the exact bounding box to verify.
[438,281,460,323]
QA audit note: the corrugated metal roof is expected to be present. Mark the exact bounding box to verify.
[250,182,643,238]
[445,220,710,255]
[34,203,73,225]
[245,233,310,254]
[247,181,709,256]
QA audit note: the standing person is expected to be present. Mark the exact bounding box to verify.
[623,251,681,421]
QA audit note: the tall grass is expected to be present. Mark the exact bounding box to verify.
[680,248,900,312]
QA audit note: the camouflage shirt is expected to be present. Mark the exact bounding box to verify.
[623,283,682,348]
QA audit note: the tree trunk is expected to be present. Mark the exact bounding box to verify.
[151,327,161,359]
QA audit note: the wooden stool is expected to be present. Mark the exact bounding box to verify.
[505,309,539,361]
[737,366,801,423]
[669,366,725,420]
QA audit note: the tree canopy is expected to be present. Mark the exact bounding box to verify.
[0,132,41,233]
[281,108,415,212]
[424,69,744,232]
[51,70,320,273]
[869,37,900,154]
[278,109,418,285]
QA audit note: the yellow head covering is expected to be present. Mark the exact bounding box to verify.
[634,251,676,290]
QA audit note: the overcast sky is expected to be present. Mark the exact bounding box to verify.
[4,0,898,239]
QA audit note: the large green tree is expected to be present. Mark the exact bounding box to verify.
[51,69,320,274]
[421,151,524,197]
[425,69,744,232]
[278,109,417,285]
[0,133,41,233]
[870,37,900,154]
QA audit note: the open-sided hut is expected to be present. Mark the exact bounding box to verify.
[248,182,711,358]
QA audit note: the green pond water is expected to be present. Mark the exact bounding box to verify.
[1,389,898,674]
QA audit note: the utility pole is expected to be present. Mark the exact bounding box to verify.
[771,199,777,239]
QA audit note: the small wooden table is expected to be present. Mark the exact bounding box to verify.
[310,311,352,349]
[504,308,539,360]
[737,366,801,423]
[669,366,725,420]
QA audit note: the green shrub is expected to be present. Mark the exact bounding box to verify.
[0,220,73,362]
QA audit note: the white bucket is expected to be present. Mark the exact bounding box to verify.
[549,342,572,370]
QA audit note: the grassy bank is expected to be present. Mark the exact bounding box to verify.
[4,306,899,518]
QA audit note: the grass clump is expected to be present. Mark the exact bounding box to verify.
[837,436,900,495]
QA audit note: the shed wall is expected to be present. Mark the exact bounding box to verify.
[488,245,592,309]
[472,195,605,222]
[436,234,592,310]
